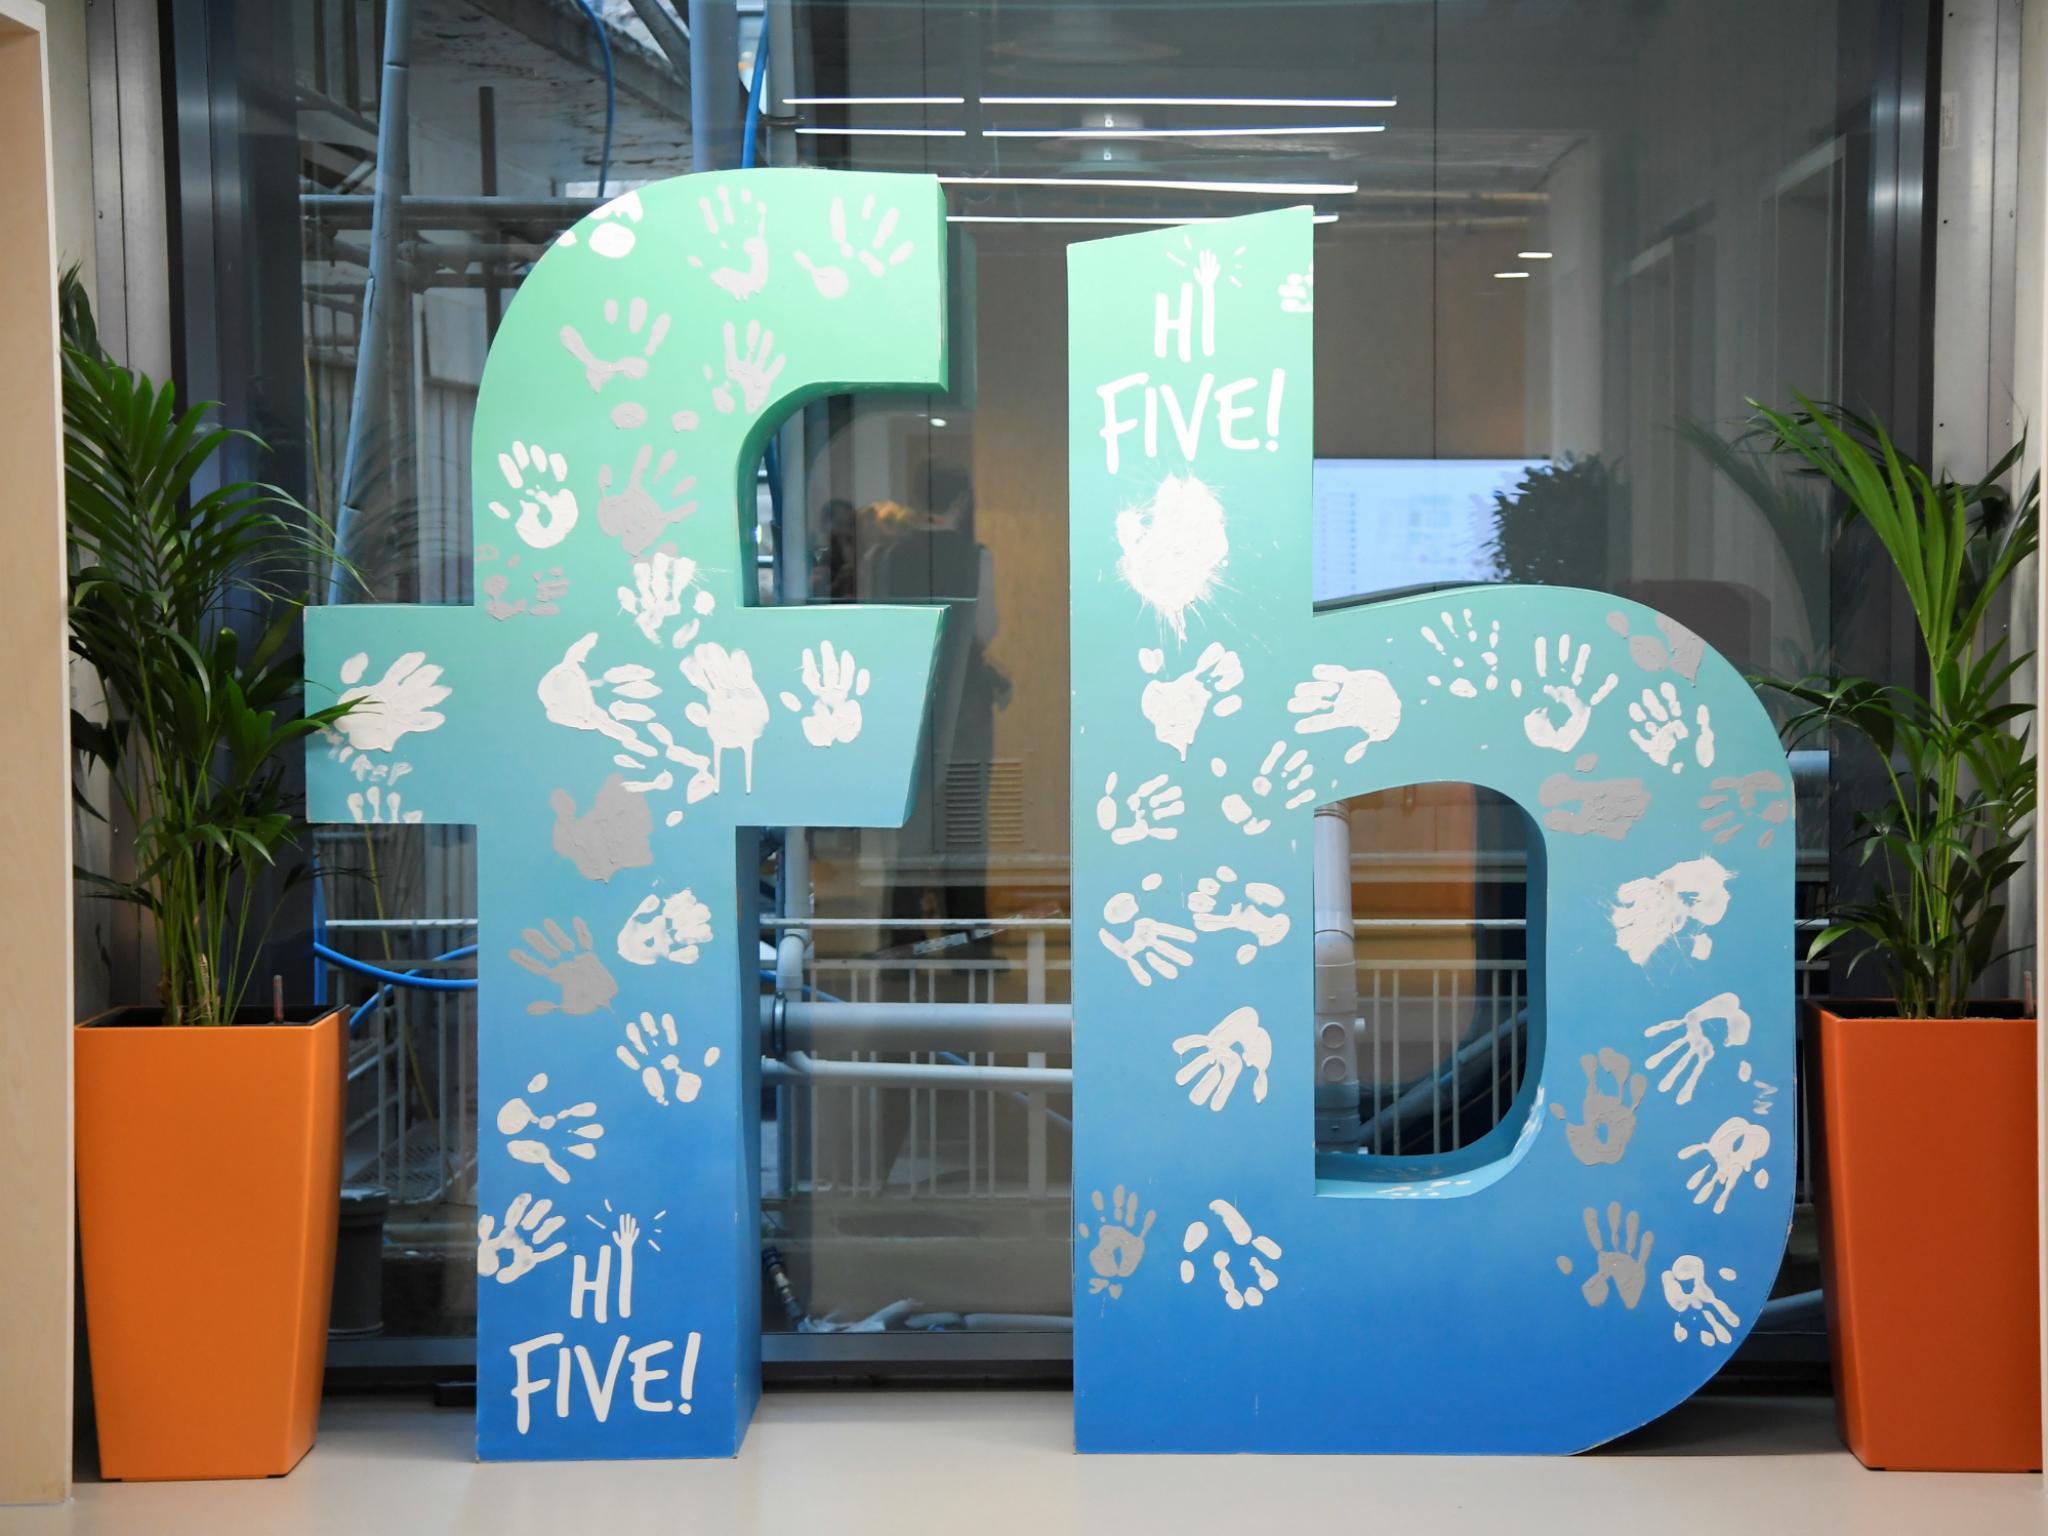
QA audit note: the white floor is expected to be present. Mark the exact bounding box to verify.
[4,1390,2044,1535]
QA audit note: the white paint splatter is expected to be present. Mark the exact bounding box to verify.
[1115,474,1228,641]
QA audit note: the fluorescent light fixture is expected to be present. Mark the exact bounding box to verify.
[984,125,1385,139]
[948,213,1340,226]
[1516,250,1554,259]
[1494,271,1531,279]
[937,175,1360,196]
[783,95,965,106]
[982,95,1397,109]
[793,126,968,138]
[930,417,949,428]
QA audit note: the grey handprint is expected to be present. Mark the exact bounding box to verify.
[1076,1184,1155,1299]
[549,775,653,883]
[1559,1201,1654,1309]
[1548,1047,1647,1165]
[596,444,698,557]
[508,916,618,1016]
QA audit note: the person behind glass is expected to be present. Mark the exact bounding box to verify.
[809,496,859,602]
[870,463,1006,966]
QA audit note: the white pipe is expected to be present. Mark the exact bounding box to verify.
[767,1052,1072,1092]
[1313,803,1364,1147]
[768,998,1070,1053]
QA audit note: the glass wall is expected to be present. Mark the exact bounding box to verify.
[166,0,1928,1364]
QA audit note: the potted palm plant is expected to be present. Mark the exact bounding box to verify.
[62,272,355,1480]
[1749,396,2038,1472]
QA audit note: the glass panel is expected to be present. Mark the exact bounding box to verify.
[264,0,1891,1359]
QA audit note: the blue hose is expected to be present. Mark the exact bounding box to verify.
[336,943,479,1035]
[573,0,617,197]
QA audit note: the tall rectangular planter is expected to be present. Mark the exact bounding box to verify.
[76,1007,344,1480]
[1812,1004,2040,1471]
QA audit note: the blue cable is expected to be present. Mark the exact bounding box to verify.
[317,940,479,994]
[337,943,478,1035]
[573,0,617,197]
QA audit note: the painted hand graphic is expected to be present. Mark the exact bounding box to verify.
[779,641,870,746]
[615,1010,721,1106]
[1140,642,1243,760]
[1172,1005,1272,1111]
[1077,1185,1155,1298]
[1629,683,1716,772]
[476,1193,568,1284]
[1287,664,1401,762]
[537,633,662,757]
[549,775,654,883]
[346,784,423,825]
[711,319,786,414]
[597,445,699,558]
[1096,771,1184,844]
[1663,1255,1741,1346]
[1420,609,1504,699]
[691,184,769,301]
[617,889,715,967]
[679,642,770,791]
[1699,770,1792,850]
[1643,991,1751,1104]
[488,440,580,550]
[1278,265,1314,314]
[1549,1047,1647,1165]
[1185,865,1289,963]
[1219,740,1315,835]
[1679,1115,1772,1213]
[508,916,619,1016]
[336,651,450,754]
[1098,876,1197,986]
[1566,1201,1654,1309]
[495,1072,603,1185]
[1523,634,1618,753]
[794,192,915,300]
[558,294,670,392]
[1178,1199,1283,1311]
[619,549,705,648]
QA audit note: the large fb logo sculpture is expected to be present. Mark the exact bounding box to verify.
[1068,207,1794,1451]
[308,170,947,1459]
[309,171,1794,1460]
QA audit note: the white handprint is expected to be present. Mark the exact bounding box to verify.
[1178,1199,1282,1311]
[643,719,718,804]
[495,1073,603,1185]
[1643,991,1752,1104]
[1191,248,1222,355]
[617,889,715,967]
[1139,642,1242,759]
[1420,609,1507,699]
[679,641,770,791]
[689,185,770,300]
[569,188,643,259]
[596,444,699,557]
[335,651,450,753]
[476,1193,567,1284]
[1663,1255,1742,1346]
[618,550,705,647]
[1186,865,1289,963]
[615,1010,722,1106]
[794,193,915,299]
[488,440,580,550]
[710,319,786,414]
[1523,634,1618,753]
[1096,771,1185,844]
[346,784,423,825]
[558,296,670,392]
[1099,874,1197,986]
[1612,855,1735,964]
[778,642,870,746]
[1679,1116,1772,1214]
[1278,265,1314,314]
[1172,1005,1272,1111]
[1629,683,1716,772]
[611,1211,640,1320]
[537,633,661,757]
[1287,664,1402,762]
[1219,741,1314,836]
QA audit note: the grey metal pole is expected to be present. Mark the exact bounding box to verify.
[331,0,414,601]
[769,1053,1072,1093]
[624,0,692,94]
[687,0,740,172]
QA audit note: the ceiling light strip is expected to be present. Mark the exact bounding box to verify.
[948,213,1340,226]
[793,126,969,137]
[982,95,1397,109]
[783,95,966,106]
[983,125,1385,139]
[937,175,1359,196]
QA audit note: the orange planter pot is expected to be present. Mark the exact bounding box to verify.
[76,1007,344,1480]
[1812,1004,2041,1471]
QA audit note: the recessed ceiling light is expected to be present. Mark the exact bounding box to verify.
[930,417,949,428]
